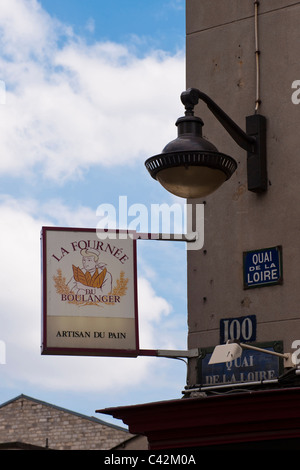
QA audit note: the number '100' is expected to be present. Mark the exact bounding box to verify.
[222,316,255,343]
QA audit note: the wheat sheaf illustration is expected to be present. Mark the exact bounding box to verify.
[53,268,128,307]
[72,265,107,288]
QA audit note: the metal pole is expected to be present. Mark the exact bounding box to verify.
[240,342,289,360]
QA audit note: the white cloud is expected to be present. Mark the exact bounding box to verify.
[138,277,172,349]
[0,0,185,182]
[41,199,97,228]
[0,0,60,61]
[85,18,95,34]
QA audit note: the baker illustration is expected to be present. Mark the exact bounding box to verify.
[68,248,112,295]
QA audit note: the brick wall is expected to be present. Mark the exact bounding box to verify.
[0,395,132,450]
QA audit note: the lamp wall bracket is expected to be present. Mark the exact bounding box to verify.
[181,88,268,193]
[246,114,267,192]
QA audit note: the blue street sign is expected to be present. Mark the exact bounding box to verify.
[198,341,284,387]
[243,246,283,289]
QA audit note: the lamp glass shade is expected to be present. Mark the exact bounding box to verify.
[156,166,227,199]
[145,109,237,198]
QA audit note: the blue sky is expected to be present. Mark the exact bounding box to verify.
[40,0,185,53]
[0,0,187,428]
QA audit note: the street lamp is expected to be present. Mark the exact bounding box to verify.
[145,88,267,198]
[209,341,293,368]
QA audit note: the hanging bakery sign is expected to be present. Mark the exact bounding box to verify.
[41,227,139,357]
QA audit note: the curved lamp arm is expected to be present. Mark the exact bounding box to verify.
[181,88,267,193]
[181,88,255,153]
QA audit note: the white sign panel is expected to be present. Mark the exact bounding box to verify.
[41,227,139,356]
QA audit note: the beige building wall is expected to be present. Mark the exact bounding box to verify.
[186,1,300,384]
